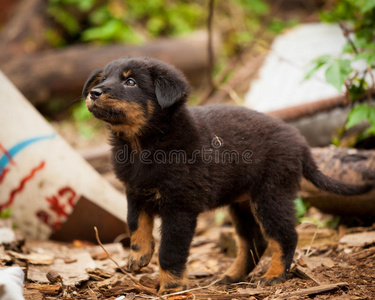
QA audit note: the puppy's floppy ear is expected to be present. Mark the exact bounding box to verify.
[149,60,190,109]
[82,69,103,98]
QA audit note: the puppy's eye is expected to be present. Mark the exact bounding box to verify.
[124,78,137,87]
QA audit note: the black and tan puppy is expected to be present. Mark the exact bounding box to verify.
[83,57,371,295]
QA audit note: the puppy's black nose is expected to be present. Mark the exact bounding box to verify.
[90,88,103,101]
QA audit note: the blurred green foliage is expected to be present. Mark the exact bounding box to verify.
[294,197,341,229]
[294,197,324,228]
[47,0,206,45]
[72,100,96,138]
[294,196,308,220]
[0,208,12,219]
[306,0,375,144]
[46,0,294,49]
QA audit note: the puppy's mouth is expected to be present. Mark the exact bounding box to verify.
[86,96,126,124]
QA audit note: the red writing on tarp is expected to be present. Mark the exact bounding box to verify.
[36,186,77,231]
[0,161,45,211]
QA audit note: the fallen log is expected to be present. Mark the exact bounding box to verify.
[268,91,375,123]
[302,147,375,216]
[268,95,348,122]
[0,31,219,105]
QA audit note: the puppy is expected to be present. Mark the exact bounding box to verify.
[83,57,371,295]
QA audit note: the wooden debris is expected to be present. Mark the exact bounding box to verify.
[73,240,93,248]
[299,255,335,270]
[28,252,95,285]
[89,273,106,281]
[277,282,348,299]
[190,293,259,299]
[139,275,159,289]
[296,224,338,247]
[23,289,44,300]
[86,243,126,258]
[0,246,12,263]
[294,253,335,285]
[101,284,157,297]
[7,251,54,265]
[340,231,375,247]
[86,268,113,279]
[344,224,375,234]
[237,287,269,295]
[92,251,111,260]
[27,283,61,295]
[293,265,322,285]
[63,257,77,264]
[350,246,375,260]
[87,288,99,300]
[88,243,128,273]
[163,294,193,300]
[296,258,307,267]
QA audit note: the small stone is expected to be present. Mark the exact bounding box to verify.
[46,270,62,284]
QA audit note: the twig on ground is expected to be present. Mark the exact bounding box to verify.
[94,227,160,297]
[150,278,221,299]
[278,282,348,299]
[252,239,260,262]
[305,226,318,257]
[94,227,138,284]
[249,249,257,283]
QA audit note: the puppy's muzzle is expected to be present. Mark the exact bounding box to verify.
[90,88,103,101]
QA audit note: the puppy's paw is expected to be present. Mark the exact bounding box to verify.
[158,270,188,295]
[257,273,286,286]
[126,253,152,272]
[126,241,154,272]
[159,282,187,295]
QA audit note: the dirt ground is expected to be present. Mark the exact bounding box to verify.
[1,211,374,300]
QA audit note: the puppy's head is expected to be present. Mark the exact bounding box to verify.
[83,57,189,136]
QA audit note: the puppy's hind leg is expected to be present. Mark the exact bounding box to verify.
[216,199,268,284]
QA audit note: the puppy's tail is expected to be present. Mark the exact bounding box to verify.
[302,149,372,196]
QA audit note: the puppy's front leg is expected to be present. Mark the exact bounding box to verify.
[158,209,197,295]
[126,204,155,272]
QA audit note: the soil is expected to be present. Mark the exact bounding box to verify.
[1,213,374,300]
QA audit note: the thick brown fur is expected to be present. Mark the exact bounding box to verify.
[83,56,372,295]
